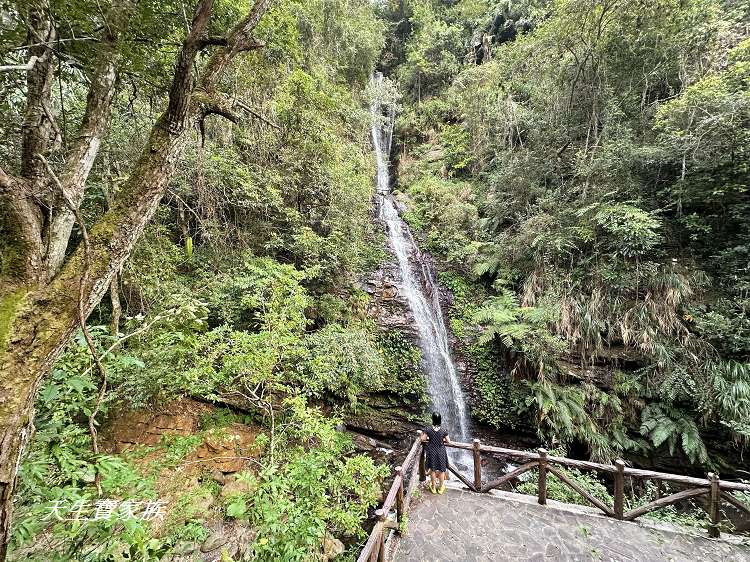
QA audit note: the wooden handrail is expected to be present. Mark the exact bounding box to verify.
[547,464,615,517]
[357,433,423,562]
[444,439,750,492]
[357,433,750,560]
[623,487,708,521]
[480,461,538,493]
[448,462,476,491]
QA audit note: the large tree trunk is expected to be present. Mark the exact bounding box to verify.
[0,0,273,557]
[0,114,188,561]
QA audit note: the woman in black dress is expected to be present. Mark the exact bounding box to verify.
[421,411,449,494]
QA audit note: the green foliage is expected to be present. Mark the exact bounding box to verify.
[640,403,709,465]
[208,255,310,333]
[474,291,564,368]
[400,173,480,266]
[389,0,750,467]
[377,330,428,402]
[106,298,209,407]
[702,361,750,434]
[472,346,530,430]
[13,348,389,561]
[397,0,466,100]
[439,123,474,175]
[577,202,663,259]
[199,407,252,431]
[10,0,750,557]
[301,323,387,405]
[227,398,387,561]
[295,0,386,86]
[692,300,750,357]
[10,341,160,560]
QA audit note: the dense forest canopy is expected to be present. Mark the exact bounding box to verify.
[0,0,749,559]
[382,0,750,468]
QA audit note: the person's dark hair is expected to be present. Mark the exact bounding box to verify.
[431,412,441,426]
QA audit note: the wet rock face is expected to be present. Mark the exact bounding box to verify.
[345,400,423,444]
[355,250,429,448]
[358,255,479,455]
[361,258,419,340]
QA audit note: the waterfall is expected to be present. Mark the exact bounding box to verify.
[370,73,472,469]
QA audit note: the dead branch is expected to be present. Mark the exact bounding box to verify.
[235,99,280,129]
[79,315,163,378]
[0,56,38,72]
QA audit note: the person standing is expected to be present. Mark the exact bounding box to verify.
[422,412,449,494]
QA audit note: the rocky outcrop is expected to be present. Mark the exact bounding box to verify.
[165,520,256,562]
[104,398,261,474]
[345,400,422,444]
[361,258,418,339]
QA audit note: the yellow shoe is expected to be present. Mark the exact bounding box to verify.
[429,484,437,494]
[439,484,446,494]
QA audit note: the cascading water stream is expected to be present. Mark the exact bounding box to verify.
[370,73,472,469]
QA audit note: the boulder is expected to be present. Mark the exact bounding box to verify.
[322,533,345,561]
[209,468,226,486]
[200,533,229,553]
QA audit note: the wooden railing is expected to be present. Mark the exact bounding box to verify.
[357,432,750,561]
[357,434,423,562]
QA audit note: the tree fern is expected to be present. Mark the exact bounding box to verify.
[640,403,708,464]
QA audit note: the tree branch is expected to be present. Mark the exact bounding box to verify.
[235,99,280,129]
[193,91,280,132]
[0,166,13,190]
[0,166,45,284]
[21,2,56,184]
[44,0,134,280]
[10,37,98,51]
[80,314,162,378]
[199,0,275,91]
[164,0,215,132]
[193,90,242,123]
[0,56,38,72]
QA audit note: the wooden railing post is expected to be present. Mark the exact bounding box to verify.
[537,448,547,505]
[395,466,404,529]
[418,431,426,482]
[375,509,386,562]
[614,459,625,520]
[708,472,721,538]
[473,439,482,491]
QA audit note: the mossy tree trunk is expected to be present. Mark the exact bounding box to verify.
[0,0,273,557]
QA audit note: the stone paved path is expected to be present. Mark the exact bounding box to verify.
[394,485,750,561]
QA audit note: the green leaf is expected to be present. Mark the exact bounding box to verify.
[227,498,247,518]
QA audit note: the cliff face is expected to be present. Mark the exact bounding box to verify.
[349,244,426,449]
[362,258,419,340]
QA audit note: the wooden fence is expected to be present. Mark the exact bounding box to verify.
[357,432,750,562]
